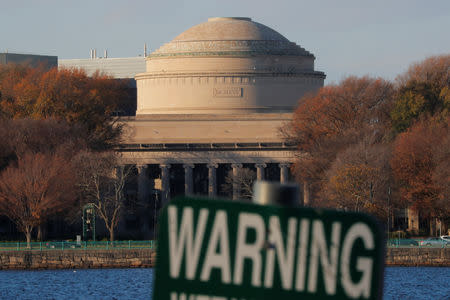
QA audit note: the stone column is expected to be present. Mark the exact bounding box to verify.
[255,163,267,181]
[207,163,218,197]
[279,163,290,183]
[160,164,171,204]
[136,164,149,203]
[231,163,243,200]
[137,164,152,238]
[183,164,194,195]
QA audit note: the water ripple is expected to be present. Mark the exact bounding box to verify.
[0,267,449,299]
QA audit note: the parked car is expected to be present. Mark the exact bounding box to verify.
[419,237,447,247]
[440,235,450,243]
[388,239,419,247]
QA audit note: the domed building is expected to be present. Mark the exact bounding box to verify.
[120,17,325,213]
[135,17,324,115]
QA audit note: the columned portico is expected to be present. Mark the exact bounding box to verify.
[183,164,194,195]
[255,163,266,180]
[134,159,290,204]
[207,163,218,197]
[136,164,149,203]
[110,16,325,240]
[279,163,290,183]
[160,164,171,204]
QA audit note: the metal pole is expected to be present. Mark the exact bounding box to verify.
[154,191,158,240]
[252,181,300,251]
[252,180,300,207]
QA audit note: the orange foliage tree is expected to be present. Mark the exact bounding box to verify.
[286,76,394,206]
[0,152,77,247]
[0,118,86,171]
[324,140,395,219]
[0,65,127,150]
[391,118,449,226]
[0,119,88,241]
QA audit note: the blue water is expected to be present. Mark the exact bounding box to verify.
[0,267,448,299]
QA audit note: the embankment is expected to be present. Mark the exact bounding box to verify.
[0,249,155,270]
[385,248,450,267]
[0,248,448,270]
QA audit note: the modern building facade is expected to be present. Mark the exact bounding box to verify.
[59,56,145,81]
[0,52,57,69]
[118,17,325,227]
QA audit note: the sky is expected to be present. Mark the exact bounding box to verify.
[1,0,449,84]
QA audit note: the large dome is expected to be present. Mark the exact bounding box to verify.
[151,17,312,58]
[174,17,289,41]
[135,17,325,115]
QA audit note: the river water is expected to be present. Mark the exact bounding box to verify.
[0,267,448,299]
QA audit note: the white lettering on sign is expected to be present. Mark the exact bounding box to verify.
[233,213,265,287]
[264,217,297,290]
[167,205,375,299]
[168,206,209,279]
[200,211,231,283]
[341,223,374,299]
[307,221,341,295]
[295,219,310,291]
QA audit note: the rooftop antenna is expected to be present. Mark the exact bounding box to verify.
[104,49,108,58]
[144,43,147,57]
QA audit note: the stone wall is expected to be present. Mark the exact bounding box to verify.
[0,249,155,270]
[386,248,450,266]
[0,248,448,270]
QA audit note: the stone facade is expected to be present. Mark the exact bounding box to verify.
[116,18,325,238]
[135,17,324,115]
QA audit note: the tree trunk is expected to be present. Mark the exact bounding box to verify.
[37,224,43,241]
[109,227,115,243]
[25,228,32,249]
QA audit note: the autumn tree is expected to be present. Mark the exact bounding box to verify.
[391,118,449,232]
[391,54,450,133]
[0,152,77,247]
[323,140,395,219]
[0,118,86,171]
[0,119,88,240]
[0,65,128,150]
[432,131,450,231]
[285,76,395,205]
[74,151,131,242]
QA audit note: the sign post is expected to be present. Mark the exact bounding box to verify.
[153,194,385,300]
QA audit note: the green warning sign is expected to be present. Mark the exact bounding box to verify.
[153,197,385,300]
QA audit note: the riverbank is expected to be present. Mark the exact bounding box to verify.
[0,249,155,270]
[386,247,450,267]
[0,248,448,270]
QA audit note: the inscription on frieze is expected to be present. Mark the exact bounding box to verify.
[213,87,243,98]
